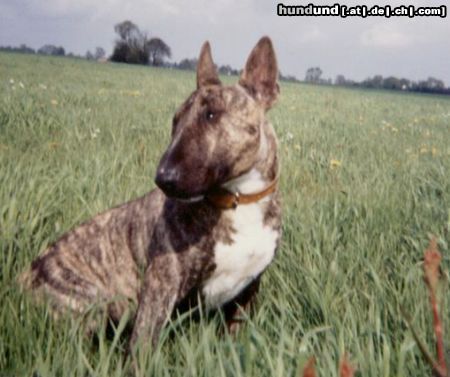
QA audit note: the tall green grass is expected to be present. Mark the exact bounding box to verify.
[1,52,449,376]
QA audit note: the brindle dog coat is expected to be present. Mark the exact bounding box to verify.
[20,36,282,349]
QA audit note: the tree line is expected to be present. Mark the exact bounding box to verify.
[1,22,449,96]
[0,21,172,66]
[0,43,104,60]
[0,44,66,56]
[302,67,450,95]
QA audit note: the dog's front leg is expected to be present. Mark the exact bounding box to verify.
[129,253,181,350]
[223,277,261,335]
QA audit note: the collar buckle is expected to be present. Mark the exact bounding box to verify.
[231,192,240,209]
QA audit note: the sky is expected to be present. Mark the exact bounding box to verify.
[1,0,449,85]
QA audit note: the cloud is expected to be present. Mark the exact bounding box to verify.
[360,23,413,48]
[25,0,102,17]
[23,0,185,19]
[159,2,181,16]
[298,26,326,44]
[0,2,17,19]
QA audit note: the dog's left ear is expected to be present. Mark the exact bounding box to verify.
[197,41,221,88]
[239,36,279,110]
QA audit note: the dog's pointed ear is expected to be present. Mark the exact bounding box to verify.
[197,41,221,88]
[239,36,279,110]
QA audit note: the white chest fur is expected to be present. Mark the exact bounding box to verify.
[202,202,278,309]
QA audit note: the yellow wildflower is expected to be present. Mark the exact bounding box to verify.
[122,90,141,97]
[330,159,342,168]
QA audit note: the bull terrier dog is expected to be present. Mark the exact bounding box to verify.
[20,36,282,349]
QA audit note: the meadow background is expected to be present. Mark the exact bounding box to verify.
[1,52,449,376]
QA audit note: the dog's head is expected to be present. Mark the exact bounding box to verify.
[155,37,279,200]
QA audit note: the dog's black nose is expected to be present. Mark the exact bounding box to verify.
[155,167,180,196]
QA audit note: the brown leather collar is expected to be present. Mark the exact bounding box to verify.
[206,176,278,209]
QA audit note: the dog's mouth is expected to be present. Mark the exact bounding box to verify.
[155,170,229,203]
[167,194,205,203]
[155,180,208,203]
[157,188,204,201]
[157,183,233,205]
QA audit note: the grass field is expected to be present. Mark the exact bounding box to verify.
[1,52,450,376]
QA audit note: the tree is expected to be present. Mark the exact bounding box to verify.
[372,75,383,89]
[38,45,65,56]
[426,77,445,91]
[17,44,35,54]
[111,21,148,64]
[94,47,106,60]
[0,44,35,54]
[305,67,322,84]
[146,38,171,66]
[114,20,140,42]
[218,64,239,76]
[279,71,299,83]
[111,21,171,66]
[383,76,402,91]
[177,58,197,70]
[335,74,346,86]
[399,78,411,90]
[362,75,383,89]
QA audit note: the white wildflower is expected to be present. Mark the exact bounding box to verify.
[90,128,100,139]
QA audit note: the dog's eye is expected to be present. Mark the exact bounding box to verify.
[205,110,215,121]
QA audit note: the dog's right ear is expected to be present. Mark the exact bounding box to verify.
[239,36,279,110]
[197,41,221,88]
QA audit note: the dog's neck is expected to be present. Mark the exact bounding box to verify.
[222,169,267,195]
[222,122,278,196]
